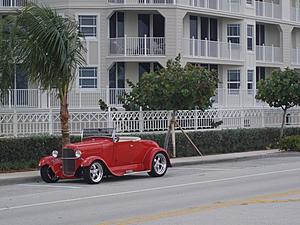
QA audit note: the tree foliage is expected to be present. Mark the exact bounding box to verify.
[121,55,218,111]
[0,4,86,146]
[256,68,300,138]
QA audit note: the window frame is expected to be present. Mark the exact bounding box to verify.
[227,24,240,44]
[78,15,97,37]
[78,67,98,89]
[247,25,254,51]
[247,70,254,94]
[227,69,241,94]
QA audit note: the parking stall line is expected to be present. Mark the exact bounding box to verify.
[17,184,81,189]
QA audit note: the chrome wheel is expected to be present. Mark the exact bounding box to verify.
[154,153,167,175]
[148,153,168,177]
[84,161,104,184]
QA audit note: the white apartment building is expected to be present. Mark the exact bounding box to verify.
[1,0,300,109]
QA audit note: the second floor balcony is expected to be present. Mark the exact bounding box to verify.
[183,38,242,61]
[109,36,165,57]
[0,0,27,7]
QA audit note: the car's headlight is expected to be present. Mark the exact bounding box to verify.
[52,150,59,158]
[75,150,82,158]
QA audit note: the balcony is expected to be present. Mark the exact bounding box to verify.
[108,0,241,13]
[109,36,165,57]
[292,48,300,65]
[183,38,242,61]
[0,88,131,109]
[0,0,27,8]
[256,1,281,19]
[291,7,300,22]
[256,45,283,64]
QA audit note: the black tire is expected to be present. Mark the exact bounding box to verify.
[40,165,59,183]
[83,161,104,184]
[148,153,168,177]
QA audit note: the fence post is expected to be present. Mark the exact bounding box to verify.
[261,108,265,128]
[192,36,195,57]
[108,107,112,128]
[139,106,144,132]
[271,44,274,63]
[240,110,245,128]
[49,108,53,135]
[229,40,232,59]
[13,109,17,137]
[205,38,208,57]
[194,109,198,131]
[8,90,12,108]
[263,44,265,61]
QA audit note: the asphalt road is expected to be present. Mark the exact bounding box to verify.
[0,152,300,225]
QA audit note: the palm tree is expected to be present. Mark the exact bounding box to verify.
[0,3,86,146]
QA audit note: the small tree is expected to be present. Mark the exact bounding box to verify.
[121,55,218,156]
[256,68,300,139]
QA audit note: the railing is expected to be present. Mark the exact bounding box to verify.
[256,45,283,63]
[291,7,300,22]
[1,108,300,137]
[183,38,242,61]
[214,88,268,108]
[0,0,27,7]
[292,48,300,65]
[107,0,241,13]
[110,36,165,56]
[0,88,130,109]
[256,1,281,19]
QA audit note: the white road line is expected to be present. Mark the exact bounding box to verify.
[171,167,232,171]
[17,184,81,189]
[1,167,300,212]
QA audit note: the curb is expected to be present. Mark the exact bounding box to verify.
[0,150,282,186]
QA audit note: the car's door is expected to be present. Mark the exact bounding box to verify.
[113,141,134,167]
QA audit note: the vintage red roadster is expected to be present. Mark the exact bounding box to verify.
[39,128,171,184]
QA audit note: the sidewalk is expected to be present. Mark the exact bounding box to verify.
[0,149,281,186]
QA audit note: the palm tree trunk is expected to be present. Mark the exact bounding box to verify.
[60,92,70,148]
[280,108,287,139]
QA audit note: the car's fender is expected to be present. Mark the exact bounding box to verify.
[39,156,62,174]
[80,156,116,175]
[143,148,172,171]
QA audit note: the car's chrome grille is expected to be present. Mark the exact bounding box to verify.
[62,148,76,176]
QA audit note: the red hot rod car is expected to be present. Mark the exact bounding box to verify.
[39,128,171,184]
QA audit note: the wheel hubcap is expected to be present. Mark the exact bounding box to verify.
[89,162,103,182]
[154,154,167,175]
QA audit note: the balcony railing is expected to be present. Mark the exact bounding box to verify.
[183,38,242,61]
[292,48,300,65]
[108,0,241,13]
[256,1,281,19]
[1,88,271,109]
[291,7,300,22]
[0,88,131,109]
[256,45,283,63]
[0,0,27,7]
[109,36,165,56]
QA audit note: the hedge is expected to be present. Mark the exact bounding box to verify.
[1,127,300,172]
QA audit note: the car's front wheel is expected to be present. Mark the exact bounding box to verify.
[148,153,168,177]
[83,161,104,184]
[40,165,59,183]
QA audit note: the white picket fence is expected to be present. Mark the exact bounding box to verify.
[1,108,300,137]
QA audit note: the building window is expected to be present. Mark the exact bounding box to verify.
[246,0,253,5]
[247,25,254,51]
[139,63,151,81]
[227,24,240,44]
[79,67,97,89]
[79,15,97,37]
[109,62,125,89]
[227,70,240,94]
[247,70,254,93]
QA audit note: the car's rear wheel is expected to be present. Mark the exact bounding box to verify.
[40,165,59,183]
[148,153,168,177]
[83,161,104,184]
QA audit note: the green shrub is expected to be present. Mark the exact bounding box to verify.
[1,127,300,172]
[279,135,300,151]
